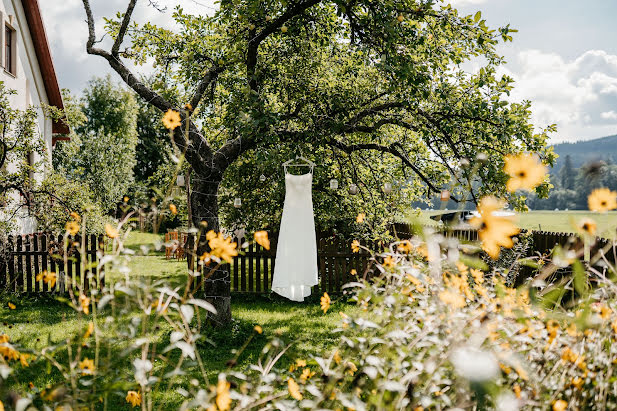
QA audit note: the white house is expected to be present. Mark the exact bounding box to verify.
[0,0,68,233]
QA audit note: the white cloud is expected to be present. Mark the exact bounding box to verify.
[498,49,617,142]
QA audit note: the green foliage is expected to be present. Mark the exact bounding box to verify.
[54,76,139,213]
[31,171,109,234]
[100,0,555,230]
[0,82,46,232]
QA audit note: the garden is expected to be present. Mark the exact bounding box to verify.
[1,0,617,410]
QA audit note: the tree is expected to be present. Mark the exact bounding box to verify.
[54,76,139,213]
[81,0,555,325]
[559,155,575,190]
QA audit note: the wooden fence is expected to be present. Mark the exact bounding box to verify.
[223,233,373,295]
[0,233,104,294]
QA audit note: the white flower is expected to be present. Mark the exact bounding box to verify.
[133,358,153,386]
[450,346,499,381]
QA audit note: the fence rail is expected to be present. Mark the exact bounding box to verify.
[0,233,104,294]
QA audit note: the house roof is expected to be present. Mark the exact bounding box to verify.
[21,0,70,139]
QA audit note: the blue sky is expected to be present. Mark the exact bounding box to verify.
[40,0,617,143]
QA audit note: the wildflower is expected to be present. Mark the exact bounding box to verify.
[577,218,597,236]
[253,325,262,334]
[79,357,95,374]
[553,400,567,411]
[162,109,182,130]
[123,196,129,203]
[36,270,57,288]
[65,221,79,236]
[333,350,342,364]
[571,376,584,390]
[254,231,270,250]
[295,359,307,367]
[7,302,15,310]
[397,240,413,253]
[351,240,360,253]
[288,377,302,400]
[588,188,617,212]
[69,212,81,222]
[320,292,331,313]
[469,197,520,259]
[125,391,141,408]
[83,322,94,344]
[504,153,547,192]
[300,367,315,383]
[561,347,579,363]
[19,353,30,367]
[356,213,365,223]
[184,103,193,111]
[105,224,119,239]
[216,379,231,411]
[439,290,466,309]
[79,293,91,315]
[169,204,177,215]
[383,255,396,269]
[206,231,238,263]
[513,384,521,399]
[345,361,358,375]
[350,269,357,276]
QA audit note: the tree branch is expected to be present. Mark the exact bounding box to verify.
[111,0,138,56]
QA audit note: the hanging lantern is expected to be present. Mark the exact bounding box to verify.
[329,179,339,190]
[233,198,242,208]
[259,174,267,182]
[383,182,393,194]
[440,190,451,202]
[176,174,186,187]
[348,184,359,195]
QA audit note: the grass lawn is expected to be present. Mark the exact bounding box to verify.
[0,231,357,409]
[410,209,617,236]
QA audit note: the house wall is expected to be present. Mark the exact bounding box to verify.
[1,0,54,233]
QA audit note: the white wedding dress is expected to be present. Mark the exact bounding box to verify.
[272,172,318,301]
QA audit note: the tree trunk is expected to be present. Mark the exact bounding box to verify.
[189,177,232,326]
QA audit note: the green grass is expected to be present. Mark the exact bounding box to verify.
[409,210,617,236]
[0,232,357,409]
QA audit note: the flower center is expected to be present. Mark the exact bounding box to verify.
[518,171,526,178]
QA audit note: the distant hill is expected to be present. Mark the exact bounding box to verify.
[552,134,617,171]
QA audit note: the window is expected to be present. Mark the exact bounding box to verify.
[5,25,15,75]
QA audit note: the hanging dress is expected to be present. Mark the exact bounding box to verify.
[271,172,318,301]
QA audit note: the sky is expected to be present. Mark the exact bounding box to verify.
[39,0,617,143]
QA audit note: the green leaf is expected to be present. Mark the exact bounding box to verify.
[474,11,482,22]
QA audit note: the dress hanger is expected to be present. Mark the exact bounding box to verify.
[283,156,315,175]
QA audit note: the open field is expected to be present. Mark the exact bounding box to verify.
[409,210,617,236]
[0,232,356,409]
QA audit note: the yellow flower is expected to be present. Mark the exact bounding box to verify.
[79,294,91,315]
[345,361,358,375]
[79,357,95,374]
[7,302,15,310]
[123,196,129,203]
[350,269,357,276]
[504,153,547,192]
[295,359,307,367]
[69,212,81,222]
[320,292,331,313]
[469,197,520,259]
[397,240,413,253]
[65,221,80,236]
[169,204,177,215]
[19,353,30,367]
[206,231,238,263]
[571,376,584,390]
[383,255,396,269]
[439,290,466,309]
[125,391,141,408]
[105,224,119,239]
[288,378,303,400]
[351,240,360,253]
[588,188,617,212]
[356,213,365,223]
[83,322,94,344]
[162,109,182,130]
[216,379,231,411]
[300,367,315,383]
[333,350,342,364]
[254,231,270,250]
[37,271,57,288]
[253,325,263,334]
[577,218,597,236]
[553,400,567,411]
